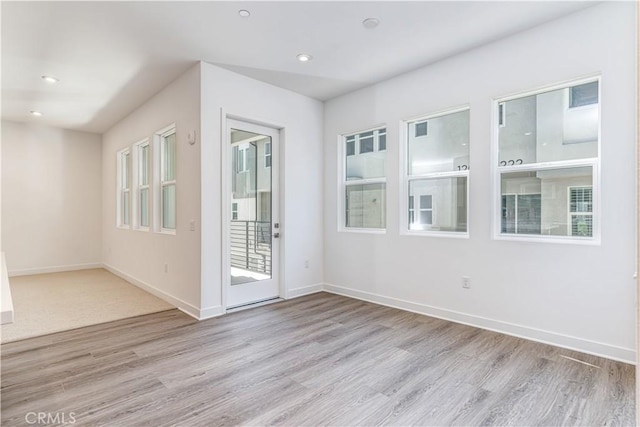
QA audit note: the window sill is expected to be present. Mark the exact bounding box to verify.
[494,233,600,246]
[339,227,386,235]
[157,229,176,236]
[400,230,469,239]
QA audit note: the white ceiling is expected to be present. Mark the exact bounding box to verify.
[1,1,597,134]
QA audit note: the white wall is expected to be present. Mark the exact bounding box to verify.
[102,64,202,316]
[1,120,102,275]
[323,3,636,362]
[201,62,324,312]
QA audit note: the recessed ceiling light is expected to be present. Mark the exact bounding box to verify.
[362,18,380,29]
[41,75,59,84]
[238,9,250,18]
[296,53,313,62]
[30,110,43,117]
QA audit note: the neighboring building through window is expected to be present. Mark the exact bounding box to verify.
[343,127,387,229]
[497,78,599,240]
[231,202,238,220]
[569,186,593,236]
[265,142,272,168]
[237,146,249,173]
[405,108,469,234]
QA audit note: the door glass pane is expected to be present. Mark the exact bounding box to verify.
[230,128,272,285]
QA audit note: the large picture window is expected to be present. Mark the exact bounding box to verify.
[496,78,599,241]
[342,127,386,230]
[405,108,469,234]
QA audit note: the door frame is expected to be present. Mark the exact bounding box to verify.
[221,112,285,311]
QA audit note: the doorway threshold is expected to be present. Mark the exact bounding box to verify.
[226,297,283,313]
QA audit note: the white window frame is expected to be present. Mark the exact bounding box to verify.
[338,125,387,234]
[133,138,150,231]
[401,106,470,238]
[153,124,177,235]
[117,147,131,229]
[492,76,601,245]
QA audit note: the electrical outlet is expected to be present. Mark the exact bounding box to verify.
[189,220,196,231]
[304,260,309,269]
[462,276,471,289]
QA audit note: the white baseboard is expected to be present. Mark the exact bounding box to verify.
[102,263,202,320]
[286,283,324,299]
[8,262,103,277]
[200,305,225,320]
[323,283,635,365]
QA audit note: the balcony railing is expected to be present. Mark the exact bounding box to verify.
[230,220,272,275]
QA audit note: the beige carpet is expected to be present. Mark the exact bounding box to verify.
[1,268,174,343]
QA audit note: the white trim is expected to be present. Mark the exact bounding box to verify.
[1,253,14,324]
[322,283,635,365]
[8,262,103,277]
[199,305,225,320]
[286,283,324,299]
[495,74,601,104]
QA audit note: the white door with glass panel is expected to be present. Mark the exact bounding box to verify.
[226,119,279,308]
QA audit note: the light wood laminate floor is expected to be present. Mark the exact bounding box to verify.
[1,292,635,426]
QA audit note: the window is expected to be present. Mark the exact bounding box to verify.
[265,142,272,168]
[136,140,150,229]
[419,195,433,225]
[237,146,248,173]
[405,108,469,234]
[160,127,176,231]
[569,186,593,236]
[496,78,599,241]
[117,148,131,228]
[342,126,387,230]
[498,102,506,127]
[570,81,598,108]
[231,202,238,220]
